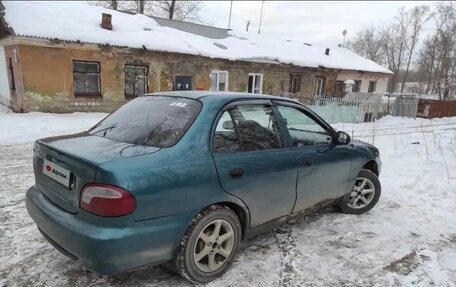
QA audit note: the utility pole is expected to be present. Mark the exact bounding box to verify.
[228,0,233,30]
[258,0,264,34]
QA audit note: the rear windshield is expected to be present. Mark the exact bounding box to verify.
[89,96,202,147]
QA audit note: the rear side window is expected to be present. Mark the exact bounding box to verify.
[213,111,241,152]
[89,96,201,147]
[213,104,283,152]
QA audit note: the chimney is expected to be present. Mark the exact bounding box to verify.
[325,48,330,56]
[101,13,113,30]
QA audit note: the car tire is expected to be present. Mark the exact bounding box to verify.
[338,169,381,214]
[173,205,242,283]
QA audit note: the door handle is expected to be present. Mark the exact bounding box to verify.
[301,159,313,166]
[229,168,245,178]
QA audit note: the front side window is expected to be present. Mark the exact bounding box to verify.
[210,70,229,91]
[213,104,282,152]
[73,61,100,96]
[277,105,331,147]
[89,96,201,147]
[314,77,325,97]
[248,73,263,94]
[368,80,377,93]
[125,65,148,97]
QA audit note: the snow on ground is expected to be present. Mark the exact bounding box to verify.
[0,112,106,145]
[0,113,455,287]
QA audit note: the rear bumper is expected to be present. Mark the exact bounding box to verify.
[26,185,195,274]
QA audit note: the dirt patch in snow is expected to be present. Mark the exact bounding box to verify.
[383,250,430,276]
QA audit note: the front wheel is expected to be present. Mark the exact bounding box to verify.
[173,205,242,283]
[338,169,381,214]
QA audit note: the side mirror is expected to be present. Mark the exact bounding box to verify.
[222,120,234,130]
[336,131,351,145]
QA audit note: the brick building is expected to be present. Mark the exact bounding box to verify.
[0,1,392,113]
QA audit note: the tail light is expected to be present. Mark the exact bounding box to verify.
[80,183,136,217]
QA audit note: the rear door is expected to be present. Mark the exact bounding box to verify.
[274,102,352,212]
[211,101,297,227]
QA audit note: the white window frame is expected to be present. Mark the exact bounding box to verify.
[353,80,362,92]
[290,76,300,93]
[124,65,148,97]
[314,77,324,97]
[248,73,263,94]
[368,80,377,93]
[210,70,229,92]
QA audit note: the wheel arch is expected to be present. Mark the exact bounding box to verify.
[210,201,250,240]
[362,160,379,176]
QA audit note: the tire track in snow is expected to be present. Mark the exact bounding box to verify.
[274,224,300,286]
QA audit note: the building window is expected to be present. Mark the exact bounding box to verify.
[175,76,192,91]
[335,80,345,97]
[314,77,325,97]
[368,80,377,93]
[73,61,100,96]
[210,70,229,91]
[353,80,361,92]
[289,75,300,93]
[248,73,263,94]
[125,65,148,97]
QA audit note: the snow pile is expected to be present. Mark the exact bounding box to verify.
[0,104,12,113]
[1,1,392,74]
[0,113,455,286]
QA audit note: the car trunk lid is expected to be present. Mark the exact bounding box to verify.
[33,132,159,213]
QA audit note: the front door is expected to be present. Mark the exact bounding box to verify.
[275,102,352,212]
[211,102,297,227]
[175,76,192,91]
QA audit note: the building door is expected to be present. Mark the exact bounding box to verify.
[175,76,192,91]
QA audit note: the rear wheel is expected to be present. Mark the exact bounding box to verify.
[173,205,241,283]
[338,169,381,214]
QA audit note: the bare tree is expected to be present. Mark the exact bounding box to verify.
[418,2,456,99]
[151,1,203,22]
[89,1,203,23]
[89,1,138,13]
[347,25,384,64]
[380,24,407,93]
[400,5,432,93]
[138,0,145,14]
[348,5,433,94]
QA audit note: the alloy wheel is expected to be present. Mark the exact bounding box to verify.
[347,177,376,209]
[193,219,235,272]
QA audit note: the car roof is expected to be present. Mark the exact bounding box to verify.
[142,91,300,104]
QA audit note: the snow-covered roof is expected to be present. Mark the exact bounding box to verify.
[0,1,393,75]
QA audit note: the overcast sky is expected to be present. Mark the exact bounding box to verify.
[200,1,435,48]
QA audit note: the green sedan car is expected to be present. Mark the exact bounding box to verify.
[26,92,381,283]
